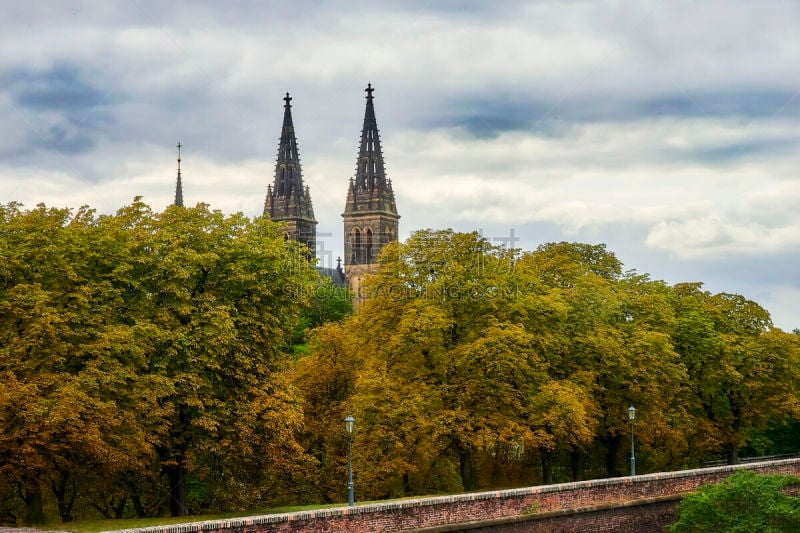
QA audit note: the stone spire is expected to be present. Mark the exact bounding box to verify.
[347,83,398,214]
[342,83,400,287]
[174,142,184,207]
[264,92,317,252]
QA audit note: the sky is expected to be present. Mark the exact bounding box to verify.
[2,1,800,330]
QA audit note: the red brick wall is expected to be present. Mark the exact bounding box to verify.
[122,459,800,533]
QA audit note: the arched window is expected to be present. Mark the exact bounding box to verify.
[353,228,362,264]
[366,228,373,264]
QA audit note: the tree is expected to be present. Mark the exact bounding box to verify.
[519,244,688,478]
[673,284,800,464]
[290,277,353,348]
[0,200,317,520]
[292,321,365,503]
[0,203,154,523]
[117,201,317,515]
[670,470,800,532]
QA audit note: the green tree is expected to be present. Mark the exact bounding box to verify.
[673,284,800,464]
[0,204,155,522]
[290,277,353,348]
[670,470,800,532]
[118,201,317,515]
[519,243,687,478]
[292,321,364,503]
[0,200,317,521]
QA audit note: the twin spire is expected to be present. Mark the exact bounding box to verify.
[263,91,317,251]
[342,85,400,272]
[354,83,386,192]
[169,84,399,274]
[263,92,314,221]
[345,83,398,216]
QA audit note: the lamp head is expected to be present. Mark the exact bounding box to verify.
[344,415,355,435]
[628,406,636,421]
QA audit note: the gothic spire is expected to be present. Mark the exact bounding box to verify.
[174,142,184,207]
[264,92,314,221]
[354,82,389,193]
[345,83,397,215]
[264,92,317,253]
[277,92,298,178]
[342,83,399,276]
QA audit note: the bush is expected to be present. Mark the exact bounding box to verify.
[670,470,800,532]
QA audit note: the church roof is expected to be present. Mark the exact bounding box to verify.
[316,266,347,288]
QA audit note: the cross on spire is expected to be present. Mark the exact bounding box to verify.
[365,83,374,100]
[284,92,292,107]
[176,142,182,171]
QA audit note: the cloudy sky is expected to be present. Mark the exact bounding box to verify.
[2,1,800,330]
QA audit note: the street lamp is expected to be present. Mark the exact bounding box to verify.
[344,415,355,506]
[628,406,636,476]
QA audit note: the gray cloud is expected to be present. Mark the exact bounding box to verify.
[1,0,799,329]
[4,63,115,155]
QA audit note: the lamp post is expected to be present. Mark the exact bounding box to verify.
[344,415,355,506]
[628,406,636,476]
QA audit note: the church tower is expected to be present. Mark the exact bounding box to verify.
[342,83,400,293]
[264,92,317,253]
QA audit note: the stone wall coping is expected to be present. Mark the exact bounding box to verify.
[105,458,800,533]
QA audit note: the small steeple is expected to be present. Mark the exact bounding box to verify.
[174,142,184,207]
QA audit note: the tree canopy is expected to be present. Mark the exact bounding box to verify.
[2,210,799,524]
[0,200,318,521]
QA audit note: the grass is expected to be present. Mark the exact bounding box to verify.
[37,494,447,532]
[41,503,348,533]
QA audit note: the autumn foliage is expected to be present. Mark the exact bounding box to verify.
[1,206,799,524]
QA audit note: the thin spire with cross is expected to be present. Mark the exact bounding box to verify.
[365,82,374,100]
[174,142,184,207]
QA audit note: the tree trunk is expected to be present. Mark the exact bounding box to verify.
[165,464,189,517]
[131,491,146,518]
[540,450,553,484]
[20,480,44,525]
[570,449,585,481]
[726,443,740,465]
[604,434,622,478]
[113,496,127,519]
[51,471,78,522]
[458,445,476,491]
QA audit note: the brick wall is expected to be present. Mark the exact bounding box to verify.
[116,459,800,533]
